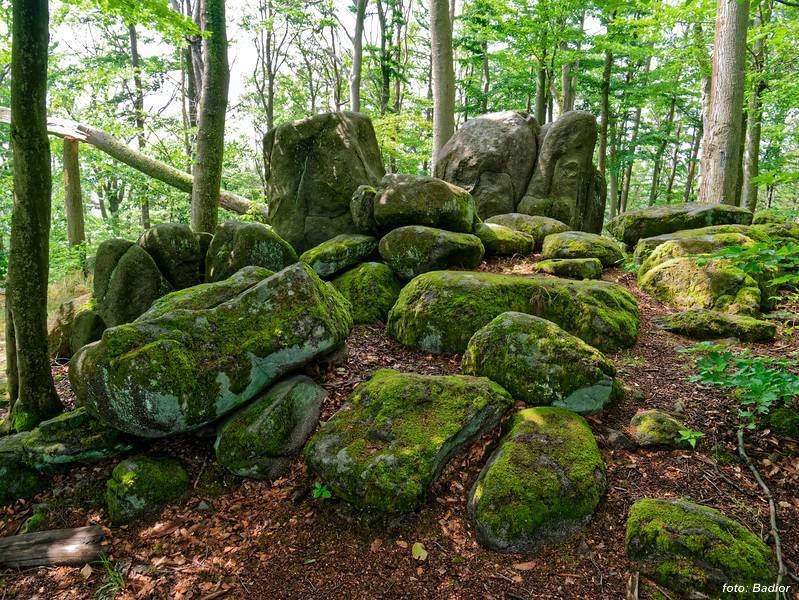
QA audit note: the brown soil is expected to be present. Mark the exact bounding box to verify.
[1,258,798,600]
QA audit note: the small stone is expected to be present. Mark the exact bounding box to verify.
[532,258,603,280]
[541,231,624,267]
[105,456,189,524]
[629,409,690,449]
[603,428,637,450]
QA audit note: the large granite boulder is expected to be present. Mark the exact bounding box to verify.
[70,263,353,437]
[485,213,570,250]
[473,223,536,257]
[331,262,402,324]
[387,271,638,354]
[205,221,297,283]
[351,174,476,235]
[70,309,106,355]
[299,234,377,278]
[48,293,93,358]
[264,111,385,252]
[654,309,776,342]
[639,257,761,316]
[517,111,606,233]
[625,498,777,599]
[463,313,622,414]
[106,456,189,524]
[94,239,172,327]
[633,225,760,264]
[532,258,603,280]
[304,369,513,512]
[607,203,754,247]
[138,223,202,290]
[469,407,606,552]
[637,233,755,276]
[541,231,624,267]
[216,375,326,479]
[433,111,539,218]
[378,226,485,281]
[0,433,46,505]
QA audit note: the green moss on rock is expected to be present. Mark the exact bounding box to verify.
[105,456,189,523]
[205,220,298,282]
[331,262,402,324]
[138,222,202,290]
[378,225,485,281]
[299,234,378,278]
[48,293,93,359]
[541,231,624,266]
[654,309,776,343]
[216,375,326,479]
[533,258,603,280]
[304,369,513,512]
[638,233,755,276]
[625,498,777,599]
[468,407,607,552]
[462,312,621,414]
[473,223,535,257]
[0,433,47,505]
[484,213,570,249]
[633,226,762,265]
[629,409,691,448]
[767,406,799,439]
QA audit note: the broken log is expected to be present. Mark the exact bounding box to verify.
[0,525,105,568]
[0,107,267,220]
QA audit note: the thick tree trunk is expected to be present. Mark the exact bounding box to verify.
[597,49,613,176]
[698,0,750,205]
[350,0,368,112]
[191,0,230,233]
[6,0,62,431]
[63,139,85,248]
[430,0,455,165]
[684,124,702,203]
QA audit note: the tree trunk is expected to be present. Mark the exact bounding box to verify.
[665,122,683,202]
[128,24,150,229]
[597,49,613,176]
[6,0,62,431]
[350,0,367,112]
[648,97,676,206]
[683,124,702,203]
[561,61,574,113]
[698,0,750,205]
[191,0,230,233]
[535,65,547,124]
[63,139,85,248]
[376,0,390,115]
[620,55,652,213]
[430,0,455,165]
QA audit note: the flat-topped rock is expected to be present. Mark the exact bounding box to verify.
[304,369,513,512]
[637,232,755,276]
[607,203,753,247]
[654,309,776,342]
[485,213,570,249]
[378,225,484,280]
[541,231,624,266]
[299,233,377,278]
[633,225,764,264]
[473,223,535,256]
[469,407,607,552]
[532,258,603,280]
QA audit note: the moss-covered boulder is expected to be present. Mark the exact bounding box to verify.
[138,223,202,289]
[541,231,624,266]
[378,226,485,281]
[637,233,755,276]
[70,309,106,355]
[749,222,799,243]
[139,266,273,321]
[484,213,570,249]
[463,313,621,414]
[299,234,377,278]
[216,375,326,479]
[70,263,352,438]
[633,226,761,265]
[94,239,173,327]
[625,498,777,599]
[473,223,535,257]
[639,257,761,316]
[629,409,691,448]
[0,433,46,505]
[468,407,606,552]
[331,262,401,324]
[105,456,189,524]
[654,309,776,342]
[304,369,513,512]
[22,407,133,469]
[753,208,792,225]
[387,271,638,354]
[205,221,298,282]
[607,203,754,247]
[533,258,603,280]
[351,174,475,235]
[768,406,799,439]
[48,293,93,358]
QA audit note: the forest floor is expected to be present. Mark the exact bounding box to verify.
[1,258,798,599]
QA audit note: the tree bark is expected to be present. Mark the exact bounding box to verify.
[698,0,750,205]
[128,24,150,229]
[191,0,230,233]
[535,65,547,124]
[648,96,676,206]
[683,124,702,203]
[350,0,368,112]
[665,121,683,202]
[63,138,85,248]
[431,0,455,165]
[597,49,613,176]
[6,0,62,431]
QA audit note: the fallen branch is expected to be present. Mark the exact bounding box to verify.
[0,107,267,220]
[737,429,787,598]
[0,525,105,568]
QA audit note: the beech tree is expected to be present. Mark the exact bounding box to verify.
[430,0,455,164]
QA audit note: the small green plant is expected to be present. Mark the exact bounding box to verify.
[312,481,332,500]
[699,242,799,289]
[677,429,705,448]
[93,554,126,600]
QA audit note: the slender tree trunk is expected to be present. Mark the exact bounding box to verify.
[430,0,455,165]
[63,139,85,248]
[620,56,653,213]
[6,0,62,431]
[128,24,150,229]
[684,124,702,203]
[191,0,230,233]
[597,49,613,176]
[561,61,574,113]
[698,0,750,204]
[535,65,547,124]
[481,41,490,114]
[734,110,747,207]
[376,0,390,115]
[350,0,367,112]
[648,97,676,206]
[665,122,683,202]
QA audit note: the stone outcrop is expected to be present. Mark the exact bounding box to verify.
[204,221,297,283]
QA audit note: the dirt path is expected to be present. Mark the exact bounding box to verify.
[1,261,797,599]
